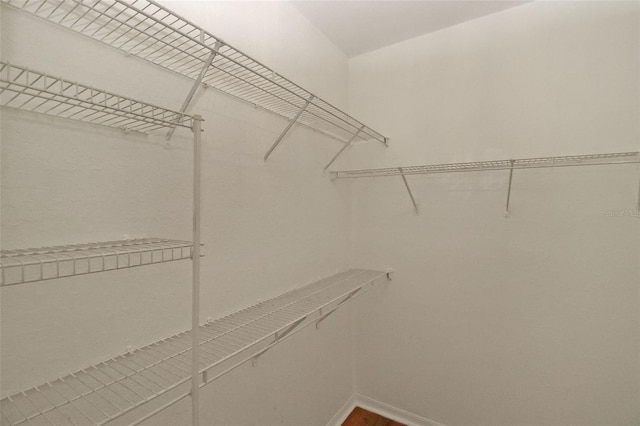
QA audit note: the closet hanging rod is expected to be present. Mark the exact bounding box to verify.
[1,0,388,146]
[0,61,193,132]
[331,152,640,179]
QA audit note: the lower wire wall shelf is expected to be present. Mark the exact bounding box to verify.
[0,268,387,426]
[0,238,195,286]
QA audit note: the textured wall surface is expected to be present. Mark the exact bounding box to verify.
[0,1,355,424]
[344,2,640,425]
[2,1,639,425]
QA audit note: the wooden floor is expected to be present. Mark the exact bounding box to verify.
[342,407,406,426]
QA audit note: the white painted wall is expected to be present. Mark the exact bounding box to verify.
[3,1,639,425]
[160,0,349,111]
[343,2,639,425]
[0,1,354,424]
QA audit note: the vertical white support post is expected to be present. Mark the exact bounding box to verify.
[191,115,203,426]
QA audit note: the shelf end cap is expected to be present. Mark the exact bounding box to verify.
[386,268,394,280]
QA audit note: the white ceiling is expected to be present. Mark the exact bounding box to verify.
[292,1,531,58]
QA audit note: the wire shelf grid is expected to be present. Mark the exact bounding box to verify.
[0,238,194,286]
[0,269,385,426]
[1,0,386,145]
[332,152,640,179]
[0,61,194,132]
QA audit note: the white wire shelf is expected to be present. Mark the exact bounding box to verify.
[0,238,194,286]
[331,152,640,179]
[0,268,387,426]
[0,61,194,133]
[1,0,387,146]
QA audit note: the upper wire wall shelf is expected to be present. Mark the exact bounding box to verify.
[0,238,194,286]
[331,152,640,215]
[0,61,193,133]
[1,0,388,146]
[332,152,640,179]
[0,269,387,426]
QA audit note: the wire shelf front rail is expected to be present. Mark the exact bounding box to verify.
[0,0,387,145]
[0,238,194,286]
[0,61,194,133]
[331,152,640,179]
[0,269,386,426]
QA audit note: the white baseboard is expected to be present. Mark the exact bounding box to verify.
[326,393,446,426]
[326,394,358,426]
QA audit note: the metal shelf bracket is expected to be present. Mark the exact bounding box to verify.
[504,160,515,218]
[400,168,419,214]
[324,125,364,170]
[315,287,361,329]
[252,316,307,366]
[264,95,315,161]
[166,42,222,141]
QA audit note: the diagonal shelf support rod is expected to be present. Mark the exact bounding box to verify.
[251,316,307,366]
[324,125,364,171]
[264,95,314,161]
[504,160,515,218]
[400,168,419,214]
[316,287,362,328]
[167,42,221,141]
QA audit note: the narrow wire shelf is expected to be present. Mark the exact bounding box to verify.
[0,61,194,133]
[0,238,194,286]
[0,269,386,426]
[0,0,387,145]
[332,152,640,179]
